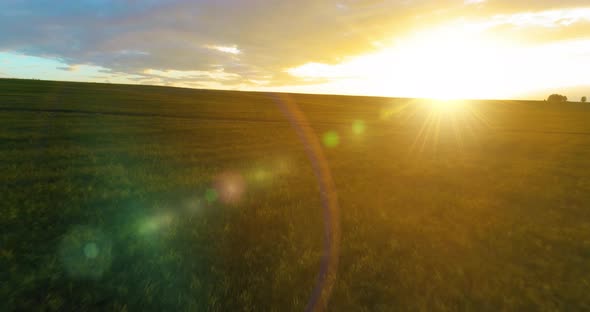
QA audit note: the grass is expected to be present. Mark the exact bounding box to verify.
[2,78,590,311]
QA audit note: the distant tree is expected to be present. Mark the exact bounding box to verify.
[547,94,568,103]
[582,96,587,103]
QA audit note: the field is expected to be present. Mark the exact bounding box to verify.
[2,78,590,311]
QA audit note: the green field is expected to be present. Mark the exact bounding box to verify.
[2,78,590,311]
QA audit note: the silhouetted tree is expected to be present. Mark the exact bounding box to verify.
[547,94,568,103]
[582,96,587,103]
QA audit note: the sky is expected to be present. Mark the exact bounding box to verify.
[1,0,589,100]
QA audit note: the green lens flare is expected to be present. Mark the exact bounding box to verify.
[58,226,112,279]
[83,243,99,259]
[322,131,340,148]
[205,188,218,203]
[254,169,269,182]
[352,120,365,135]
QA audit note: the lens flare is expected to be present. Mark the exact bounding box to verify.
[254,169,268,181]
[83,243,99,259]
[58,226,112,279]
[276,158,291,174]
[214,171,246,205]
[205,188,218,203]
[352,120,365,135]
[322,131,340,148]
[184,196,202,213]
[271,93,341,312]
[249,167,271,183]
[138,213,174,235]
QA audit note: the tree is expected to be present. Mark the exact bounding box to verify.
[547,94,568,103]
[582,96,587,103]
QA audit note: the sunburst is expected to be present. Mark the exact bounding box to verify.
[403,100,494,157]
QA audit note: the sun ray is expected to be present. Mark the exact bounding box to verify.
[408,108,434,156]
[418,109,438,155]
[433,111,442,155]
[450,112,464,152]
[466,105,494,130]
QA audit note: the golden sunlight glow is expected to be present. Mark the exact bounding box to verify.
[430,99,466,113]
[285,15,590,100]
[365,25,509,100]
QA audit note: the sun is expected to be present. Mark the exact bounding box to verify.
[285,21,522,100]
[399,25,510,100]
[430,98,466,113]
[353,23,515,100]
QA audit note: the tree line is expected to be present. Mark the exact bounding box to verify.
[546,94,587,103]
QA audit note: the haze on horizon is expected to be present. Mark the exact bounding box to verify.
[1,0,589,100]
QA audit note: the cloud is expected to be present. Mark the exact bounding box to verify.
[0,0,589,90]
[490,7,590,28]
[143,68,241,81]
[0,0,465,86]
[57,64,80,71]
[205,45,241,55]
[466,7,590,44]
[286,62,350,79]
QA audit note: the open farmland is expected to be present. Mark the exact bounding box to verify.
[2,78,590,311]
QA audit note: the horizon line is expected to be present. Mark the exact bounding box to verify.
[0,76,579,103]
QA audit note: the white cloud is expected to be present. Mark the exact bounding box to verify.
[248,79,271,85]
[117,50,149,56]
[489,7,590,28]
[205,45,241,55]
[286,62,353,79]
